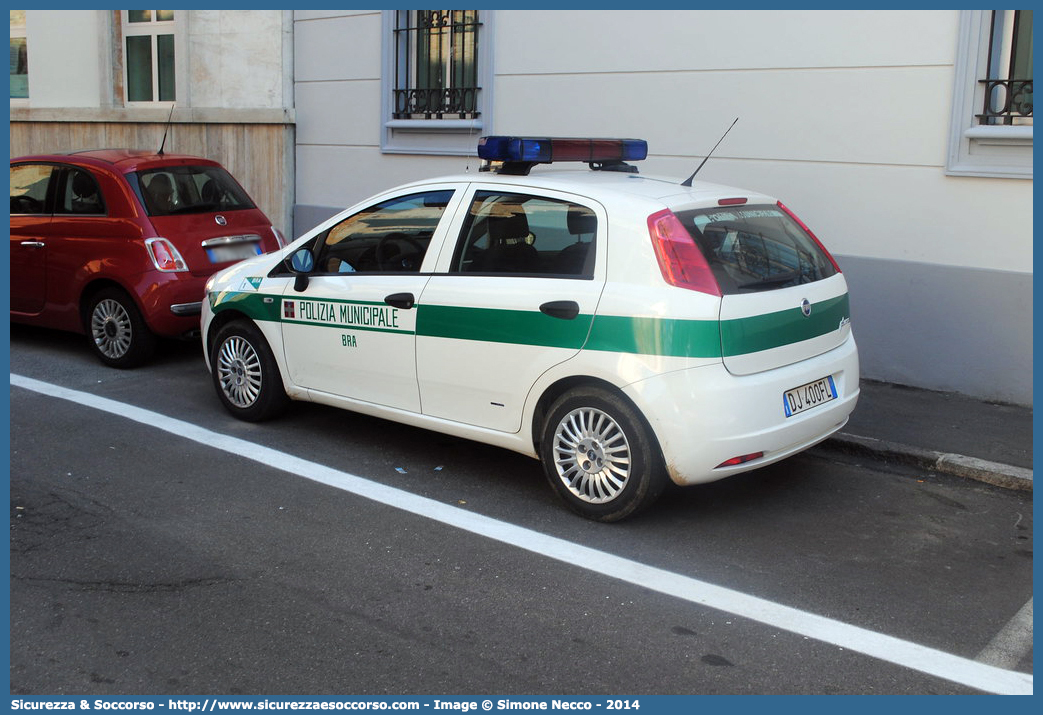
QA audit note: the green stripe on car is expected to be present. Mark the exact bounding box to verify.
[585,314,722,358]
[210,290,282,322]
[212,291,849,359]
[719,293,850,356]
[416,304,592,349]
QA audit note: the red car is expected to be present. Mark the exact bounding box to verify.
[10,149,284,367]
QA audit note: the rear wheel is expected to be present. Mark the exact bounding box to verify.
[540,387,667,522]
[210,320,288,422]
[85,287,157,368]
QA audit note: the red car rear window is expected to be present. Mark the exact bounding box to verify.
[134,165,256,216]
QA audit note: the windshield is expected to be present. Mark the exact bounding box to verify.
[133,165,256,217]
[674,204,837,294]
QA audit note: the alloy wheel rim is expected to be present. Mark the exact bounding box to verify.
[91,299,133,359]
[552,407,631,504]
[217,336,263,408]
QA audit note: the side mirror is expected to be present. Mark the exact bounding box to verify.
[290,248,314,272]
[288,248,314,292]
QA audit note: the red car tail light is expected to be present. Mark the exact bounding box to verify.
[145,237,189,272]
[647,208,721,296]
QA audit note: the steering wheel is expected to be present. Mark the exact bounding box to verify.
[11,195,42,214]
[375,232,424,271]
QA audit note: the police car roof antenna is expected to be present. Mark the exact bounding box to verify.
[157,102,175,156]
[681,117,738,187]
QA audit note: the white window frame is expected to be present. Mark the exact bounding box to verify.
[10,10,28,105]
[380,9,494,155]
[946,10,1032,179]
[121,10,183,105]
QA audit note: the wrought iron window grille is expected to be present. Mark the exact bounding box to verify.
[977,79,1033,125]
[977,10,1033,126]
[393,10,482,121]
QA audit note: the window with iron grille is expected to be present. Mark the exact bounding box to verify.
[947,10,1032,179]
[978,10,1032,126]
[392,10,481,121]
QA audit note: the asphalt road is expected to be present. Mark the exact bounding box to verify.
[8,325,1034,696]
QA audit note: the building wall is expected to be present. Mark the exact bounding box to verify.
[20,10,107,108]
[184,10,293,111]
[9,10,296,237]
[294,10,490,221]
[292,9,1033,405]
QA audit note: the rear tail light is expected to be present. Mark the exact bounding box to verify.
[776,201,841,273]
[647,209,721,296]
[145,237,189,272]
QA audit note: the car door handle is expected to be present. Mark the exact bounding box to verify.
[384,292,415,310]
[20,241,45,248]
[540,300,580,320]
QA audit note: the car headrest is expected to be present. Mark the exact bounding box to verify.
[487,203,529,242]
[567,205,596,235]
[72,171,96,198]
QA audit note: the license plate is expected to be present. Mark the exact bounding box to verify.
[783,375,838,417]
[206,242,261,263]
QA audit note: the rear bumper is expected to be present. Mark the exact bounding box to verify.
[133,271,208,337]
[623,335,860,486]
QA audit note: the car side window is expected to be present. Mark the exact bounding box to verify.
[314,190,454,274]
[10,163,55,215]
[55,168,106,215]
[451,191,597,277]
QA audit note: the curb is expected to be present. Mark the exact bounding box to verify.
[821,433,1034,492]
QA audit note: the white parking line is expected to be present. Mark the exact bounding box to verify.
[10,373,1034,695]
[976,598,1033,670]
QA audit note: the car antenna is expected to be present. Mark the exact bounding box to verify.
[681,117,738,187]
[157,102,175,156]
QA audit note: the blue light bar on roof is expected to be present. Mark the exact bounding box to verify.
[478,136,648,164]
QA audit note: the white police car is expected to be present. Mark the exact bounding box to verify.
[202,137,858,521]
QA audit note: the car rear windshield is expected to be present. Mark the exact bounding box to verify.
[673,204,837,294]
[132,165,256,217]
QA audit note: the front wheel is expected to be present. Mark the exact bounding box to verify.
[540,387,668,522]
[85,287,157,368]
[210,320,288,422]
